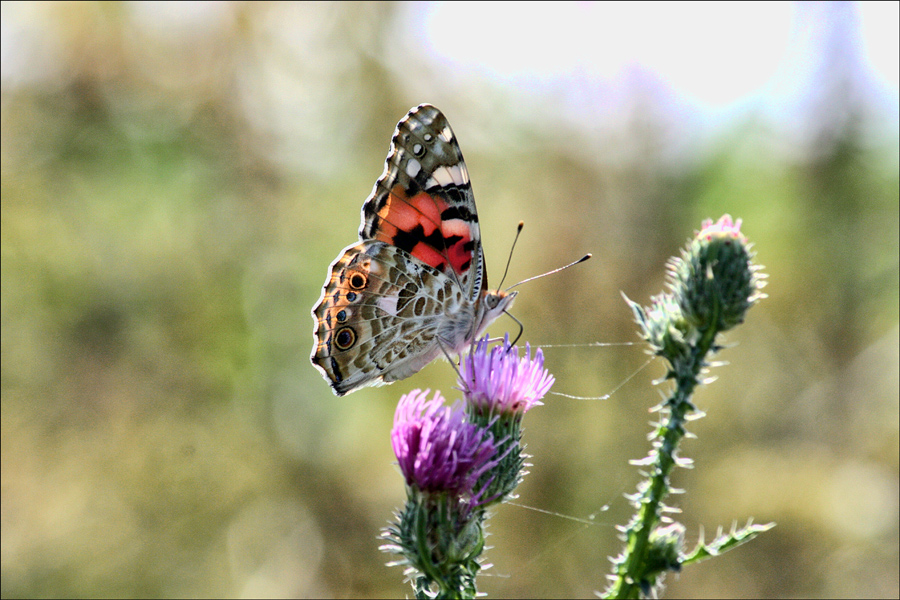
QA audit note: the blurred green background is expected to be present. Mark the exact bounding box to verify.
[2,2,897,598]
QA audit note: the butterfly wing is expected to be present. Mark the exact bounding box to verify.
[361,103,485,296]
[311,241,462,395]
[311,104,486,395]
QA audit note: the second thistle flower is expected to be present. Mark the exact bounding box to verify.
[458,335,555,504]
[459,335,555,419]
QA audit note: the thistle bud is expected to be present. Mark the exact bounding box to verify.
[669,215,766,332]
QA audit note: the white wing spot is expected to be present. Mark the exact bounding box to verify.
[423,133,433,142]
[406,159,421,178]
[439,126,453,142]
[412,143,423,155]
[377,295,399,316]
[428,165,466,187]
[447,165,465,184]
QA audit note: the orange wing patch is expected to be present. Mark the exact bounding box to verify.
[373,186,474,276]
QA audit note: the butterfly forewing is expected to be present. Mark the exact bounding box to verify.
[360,104,485,299]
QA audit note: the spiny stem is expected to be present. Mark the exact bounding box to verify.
[607,300,720,598]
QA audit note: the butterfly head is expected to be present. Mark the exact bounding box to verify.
[475,288,518,340]
[485,288,517,310]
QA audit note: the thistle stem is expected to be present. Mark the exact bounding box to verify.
[606,311,719,598]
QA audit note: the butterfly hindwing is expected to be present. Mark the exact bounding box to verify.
[311,241,466,395]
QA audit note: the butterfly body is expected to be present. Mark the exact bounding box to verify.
[311,104,516,396]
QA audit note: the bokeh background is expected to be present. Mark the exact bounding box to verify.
[2,2,897,598]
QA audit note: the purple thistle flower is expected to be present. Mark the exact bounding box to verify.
[391,389,500,497]
[459,335,555,416]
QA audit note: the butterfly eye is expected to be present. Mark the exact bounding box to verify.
[334,326,356,350]
[349,272,367,290]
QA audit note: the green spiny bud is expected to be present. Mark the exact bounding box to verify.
[646,522,685,574]
[625,292,691,364]
[669,215,766,332]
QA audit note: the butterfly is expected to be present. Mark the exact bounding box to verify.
[311,104,517,396]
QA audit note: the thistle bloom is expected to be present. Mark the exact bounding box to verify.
[391,389,500,497]
[453,336,555,507]
[385,390,500,597]
[459,335,555,417]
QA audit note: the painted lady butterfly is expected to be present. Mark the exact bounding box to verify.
[311,104,517,396]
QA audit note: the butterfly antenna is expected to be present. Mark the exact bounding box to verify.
[497,221,525,289]
[506,253,592,291]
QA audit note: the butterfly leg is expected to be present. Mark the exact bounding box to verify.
[435,335,472,395]
[479,311,524,347]
[505,310,524,346]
